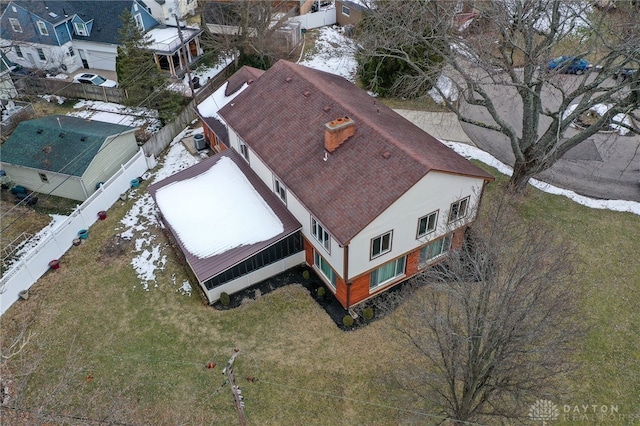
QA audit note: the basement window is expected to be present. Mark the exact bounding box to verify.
[39,173,49,183]
[342,5,350,16]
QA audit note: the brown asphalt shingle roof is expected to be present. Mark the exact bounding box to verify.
[218,60,493,245]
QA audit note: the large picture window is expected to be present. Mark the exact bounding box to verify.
[311,218,330,251]
[370,256,406,289]
[314,250,336,288]
[419,234,452,266]
[370,231,392,259]
[417,211,438,238]
[448,197,469,222]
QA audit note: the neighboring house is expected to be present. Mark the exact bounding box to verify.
[0,1,202,78]
[155,59,493,309]
[0,52,17,98]
[201,1,303,53]
[335,0,366,28]
[143,0,198,26]
[0,115,138,201]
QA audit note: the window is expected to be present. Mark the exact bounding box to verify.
[274,178,286,203]
[448,197,469,222]
[74,22,87,36]
[417,211,438,238]
[239,142,249,162]
[9,18,22,32]
[39,173,49,183]
[15,46,23,58]
[370,231,392,259]
[68,46,75,57]
[370,256,406,289]
[311,218,330,251]
[37,21,48,35]
[134,13,143,29]
[419,234,452,266]
[342,5,350,16]
[314,250,336,288]
[37,48,46,61]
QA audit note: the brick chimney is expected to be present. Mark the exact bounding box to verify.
[324,117,355,152]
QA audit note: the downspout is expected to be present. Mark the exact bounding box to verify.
[343,243,351,309]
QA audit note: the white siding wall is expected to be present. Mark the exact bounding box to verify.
[83,132,139,196]
[203,251,305,303]
[73,40,118,71]
[1,164,86,201]
[226,127,345,277]
[348,172,486,277]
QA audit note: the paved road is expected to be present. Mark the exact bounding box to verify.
[398,73,640,203]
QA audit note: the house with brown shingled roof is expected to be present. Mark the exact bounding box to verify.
[159,59,494,309]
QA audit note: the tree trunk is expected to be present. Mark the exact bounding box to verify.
[509,158,537,193]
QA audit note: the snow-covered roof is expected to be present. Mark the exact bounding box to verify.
[154,155,283,258]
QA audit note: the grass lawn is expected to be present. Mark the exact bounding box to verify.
[1,164,638,425]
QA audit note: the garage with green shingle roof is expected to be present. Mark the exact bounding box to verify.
[1,115,138,201]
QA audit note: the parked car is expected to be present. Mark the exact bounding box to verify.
[613,68,637,82]
[547,56,590,74]
[73,73,118,88]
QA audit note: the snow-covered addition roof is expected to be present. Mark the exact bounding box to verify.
[218,60,494,245]
[148,149,301,283]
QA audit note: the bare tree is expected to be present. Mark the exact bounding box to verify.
[377,193,584,424]
[199,0,300,69]
[356,0,640,192]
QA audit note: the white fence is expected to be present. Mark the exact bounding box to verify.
[291,8,337,29]
[0,148,154,315]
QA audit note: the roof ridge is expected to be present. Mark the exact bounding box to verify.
[280,61,436,169]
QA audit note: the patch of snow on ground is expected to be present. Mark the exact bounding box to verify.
[3,215,69,270]
[429,75,459,104]
[69,100,162,132]
[443,140,640,215]
[299,26,358,82]
[40,94,66,104]
[119,129,202,290]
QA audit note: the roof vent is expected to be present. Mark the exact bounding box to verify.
[42,145,52,154]
[37,129,43,134]
[303,91,311,97]
[382,151,391,159]
[323,106,331,112]
[248,79,254,84]
[58,132,65,138]
[80,136,87,141]
[285,77,292,83]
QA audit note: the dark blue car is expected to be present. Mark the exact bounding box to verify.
[548,56,590,74]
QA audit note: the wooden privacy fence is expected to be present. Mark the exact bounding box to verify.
[13,78,126,103]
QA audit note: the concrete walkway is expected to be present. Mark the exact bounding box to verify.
[394,109,474,145]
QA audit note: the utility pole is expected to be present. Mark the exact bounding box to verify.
[173,13,195,99]
[223,348,247,426]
